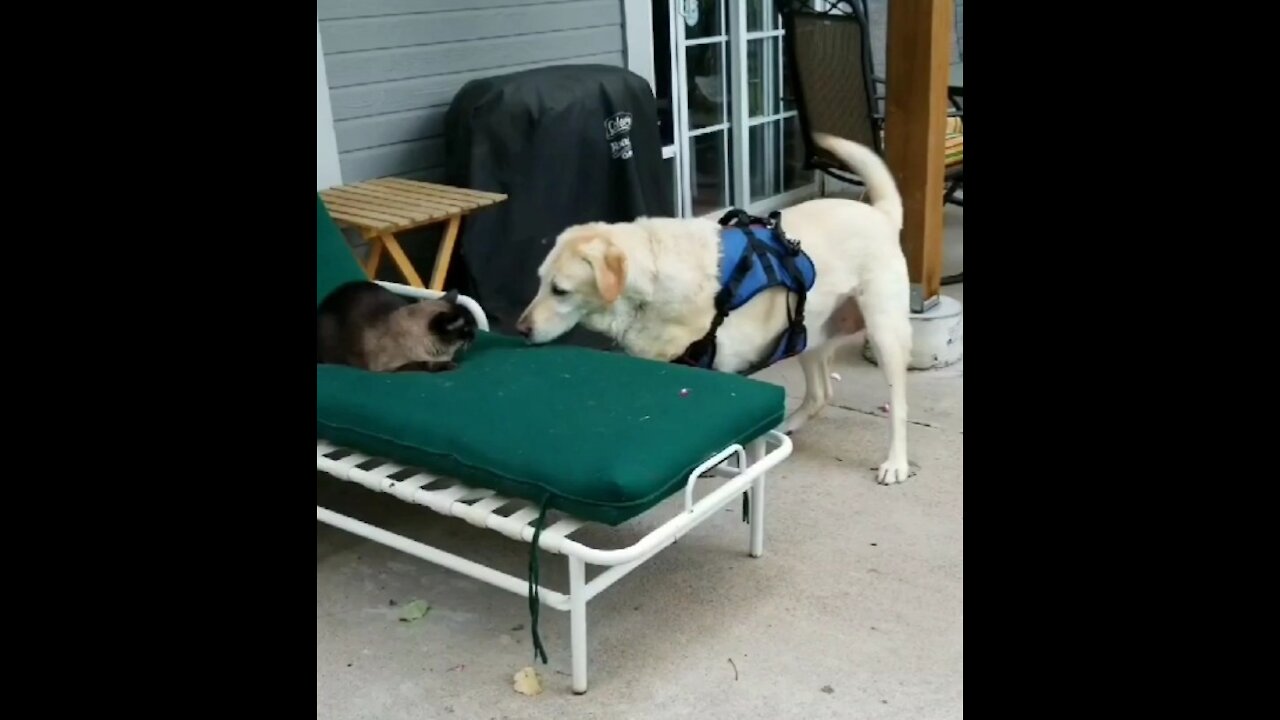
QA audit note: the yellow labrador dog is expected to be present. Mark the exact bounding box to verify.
[515,134,912,484]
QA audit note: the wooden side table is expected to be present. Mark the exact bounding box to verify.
[319,178,506,290]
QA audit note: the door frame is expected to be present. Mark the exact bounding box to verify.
[622,0,657,92]
[624,0,683,213]
[629,1,819,218]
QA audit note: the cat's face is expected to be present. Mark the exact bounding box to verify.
[427,300,478,346]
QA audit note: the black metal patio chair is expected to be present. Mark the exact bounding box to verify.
[780,0,963,283]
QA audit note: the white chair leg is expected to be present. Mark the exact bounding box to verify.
[748,438,767,558]
[568,556,589,694]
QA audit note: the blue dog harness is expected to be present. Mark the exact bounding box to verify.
[674,209,817,374]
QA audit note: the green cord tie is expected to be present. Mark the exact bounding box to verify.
[527,495,553,664]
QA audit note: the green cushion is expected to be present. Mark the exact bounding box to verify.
[316,332,785,526]
[317,195,367,306]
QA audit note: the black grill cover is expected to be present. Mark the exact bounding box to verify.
[444,64,673,337]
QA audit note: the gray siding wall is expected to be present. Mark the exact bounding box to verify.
[318,0,627,184]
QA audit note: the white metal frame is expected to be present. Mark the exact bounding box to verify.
[663,3,687,217]
[667,1,820,220]
[317,281,795,694]
[729,0,751,213]
[739,0,819,215]
[671,2,705,217]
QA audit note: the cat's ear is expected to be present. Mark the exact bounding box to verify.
[442,289,459,305]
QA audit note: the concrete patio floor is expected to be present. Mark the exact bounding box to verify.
[317,205,963,720]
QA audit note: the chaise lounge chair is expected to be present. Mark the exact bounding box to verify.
[315,196,794,694]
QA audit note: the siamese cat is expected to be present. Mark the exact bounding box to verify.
[317,281,477,373]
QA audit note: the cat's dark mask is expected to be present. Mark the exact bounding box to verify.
[428,291,477,343]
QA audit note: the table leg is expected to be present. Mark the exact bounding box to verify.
[378,233,426,289]
[363,238,384,278]
[429,216,462,291]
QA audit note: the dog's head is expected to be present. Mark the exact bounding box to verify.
[516,223,629,344]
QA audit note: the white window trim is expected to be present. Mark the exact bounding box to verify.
[317,21,342,191]
[622,0,656,91]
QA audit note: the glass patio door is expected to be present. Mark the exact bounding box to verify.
[669,0,815,217]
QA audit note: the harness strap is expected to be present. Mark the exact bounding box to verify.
[526,495,552,664]
[675,239,756,368]
[675,208,811,371]
[764,210,807,359]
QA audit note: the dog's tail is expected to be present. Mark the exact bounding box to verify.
[812,133,903,231]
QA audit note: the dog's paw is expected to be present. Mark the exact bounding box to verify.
[781,405,821,435]
[876,458,912,485]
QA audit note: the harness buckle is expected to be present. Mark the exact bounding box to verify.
[765,211,801,256]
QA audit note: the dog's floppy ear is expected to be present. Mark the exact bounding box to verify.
[589,243,627,305]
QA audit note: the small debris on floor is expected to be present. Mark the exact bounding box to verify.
[510,623,524,632]
[446,664,465,673]
[878,402,891,413]
[821,685,834,694]
[398,599,430,623]
[728,658,739,681]
[512,666,543,696]
[388,599,398,606]
[347,663,353,668]
[830,372,842,382]
[870,542,878,547]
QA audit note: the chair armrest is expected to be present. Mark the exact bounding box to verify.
[373,280,491,332]
[871,73,958,119]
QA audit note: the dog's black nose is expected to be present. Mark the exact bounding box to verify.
[515,318,532,338]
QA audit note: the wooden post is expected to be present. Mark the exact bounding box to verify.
[884,0,953,313]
